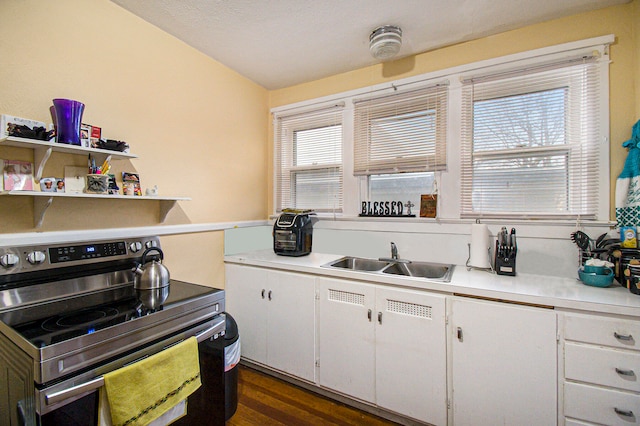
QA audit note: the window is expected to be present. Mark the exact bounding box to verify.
[271,35,611,221]
[460,56,602,219]
[354,84,448,211]
[274,104,344,212]
[369,172,435,208]
[354,84,448,175]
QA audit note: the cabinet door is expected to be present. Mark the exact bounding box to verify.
[225,264,268,364]
[375,287,447,426]
[266,270,316,382]
[318,277,376,403]
[450,297,557,426]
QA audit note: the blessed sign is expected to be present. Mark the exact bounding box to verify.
[359,200,416,217]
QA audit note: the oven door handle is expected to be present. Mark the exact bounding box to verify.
[45,319,223,406]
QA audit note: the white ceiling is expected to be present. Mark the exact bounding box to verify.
[111,0,626,90]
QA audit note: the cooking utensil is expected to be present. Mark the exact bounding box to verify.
[594,232,608,248]
[570,231,591,251]
[133,247,170,310]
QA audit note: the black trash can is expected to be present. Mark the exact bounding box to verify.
[214,313,240,420]
[174,313,240,425]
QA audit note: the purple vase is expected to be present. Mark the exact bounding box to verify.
[52,99,85,145]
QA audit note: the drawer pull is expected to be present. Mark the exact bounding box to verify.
[367,309,372,322]
[615,367,636,377]
[613,408,634,418]
[614,332,633,341]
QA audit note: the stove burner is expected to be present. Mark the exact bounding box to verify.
[42,307,120,331]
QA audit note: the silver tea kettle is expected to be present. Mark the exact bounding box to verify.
[133,247,170,310]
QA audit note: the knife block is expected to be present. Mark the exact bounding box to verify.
[494,240,517,276]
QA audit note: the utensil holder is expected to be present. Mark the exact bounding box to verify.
[85,174,109,194]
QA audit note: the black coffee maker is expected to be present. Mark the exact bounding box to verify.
[273,209,317,256]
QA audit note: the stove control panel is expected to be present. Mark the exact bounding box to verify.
[0,237,161,277]
[49,241,127,263]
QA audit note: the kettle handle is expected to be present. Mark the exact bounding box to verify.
[141,247,164,264]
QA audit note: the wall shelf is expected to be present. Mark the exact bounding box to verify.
[0,137,189,228]
[0,136,138,182]
[0,191,190,228]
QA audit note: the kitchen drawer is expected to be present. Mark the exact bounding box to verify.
[565,342,640,392]
[564,382,639,425]
[563,313,639,350]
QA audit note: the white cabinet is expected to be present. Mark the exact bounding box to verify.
[318,278,376,402]
[561,312,640,425]
[449,296,557,426]
[318,277,447,425]
[225,264,316,382]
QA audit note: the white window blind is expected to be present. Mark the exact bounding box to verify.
[353,84,448,176]
[460,56,602,219]
[274,104,344,212]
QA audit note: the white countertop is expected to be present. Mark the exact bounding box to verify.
[225,250,640,317]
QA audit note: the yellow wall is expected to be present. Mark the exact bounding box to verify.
[0,0,268,286]
[0,1,638,285]
[268,1,640,219]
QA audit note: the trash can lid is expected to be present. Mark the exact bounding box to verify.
[224,312,239,341]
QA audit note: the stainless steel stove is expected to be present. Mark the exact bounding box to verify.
[0,236,225,425]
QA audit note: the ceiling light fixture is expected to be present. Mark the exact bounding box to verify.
[369,25,402,61]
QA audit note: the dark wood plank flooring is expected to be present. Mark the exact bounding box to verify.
[227,365,398,425]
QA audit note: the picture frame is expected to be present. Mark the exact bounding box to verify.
[420,194,437,218]
[40,177,56,192]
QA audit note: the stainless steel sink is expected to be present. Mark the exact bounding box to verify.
[382,261,453,280]
[327,257,389,271]
[322,256,454,282]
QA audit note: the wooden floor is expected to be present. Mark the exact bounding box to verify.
[227,365,398,425]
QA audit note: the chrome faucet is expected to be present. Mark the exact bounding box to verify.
[390,242,398,260]
[379,242,410,264]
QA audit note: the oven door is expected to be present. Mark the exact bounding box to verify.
[30,315,225,426]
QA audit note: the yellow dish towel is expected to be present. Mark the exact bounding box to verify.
[100,337,201,426]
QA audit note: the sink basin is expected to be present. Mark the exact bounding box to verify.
[382,261,453,280]
[326,257,389,272]
[321,256,454,282]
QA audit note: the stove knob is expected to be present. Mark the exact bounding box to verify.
[145,240,157,249]
[129,242,143,253]
[0,253,20,268]
[27,251,46,265]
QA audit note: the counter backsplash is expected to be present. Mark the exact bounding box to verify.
[224,222,615,279]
